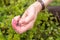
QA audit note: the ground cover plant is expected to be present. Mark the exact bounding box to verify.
[0,0,60,40]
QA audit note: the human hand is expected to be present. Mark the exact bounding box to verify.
[12,0,53,34]
[12,5,38,34]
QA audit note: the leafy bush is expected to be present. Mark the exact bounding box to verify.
[0,0,60,40]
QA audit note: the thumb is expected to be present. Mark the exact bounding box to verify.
[19,14,35,25]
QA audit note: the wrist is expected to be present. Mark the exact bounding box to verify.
[37,0,53,9]
[31,1,42,13]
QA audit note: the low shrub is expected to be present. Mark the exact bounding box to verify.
[0,0,60,40]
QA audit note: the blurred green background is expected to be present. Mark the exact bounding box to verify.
[0,0,60,40]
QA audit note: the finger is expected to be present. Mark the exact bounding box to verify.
[19,7,36,24]
[18,10,28,25]
[19,12,35,25]
[14,20,34,34]
[12,15,20,30]
[16,16,37,34]
[21,10,28,19]
[22,14,37,31]
[20,18,35,34]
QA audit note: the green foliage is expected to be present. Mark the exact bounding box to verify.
[0,0,60,40]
